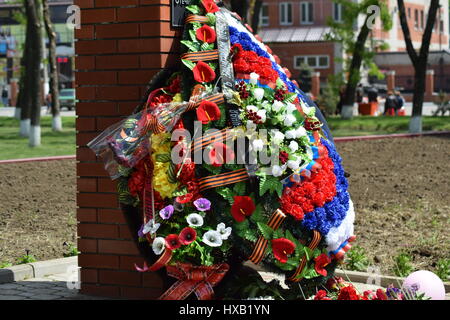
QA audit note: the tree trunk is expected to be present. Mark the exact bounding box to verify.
[43,0,62,132]
[24,0,43,147]
[19,4,33,136]
[339,15,371,118]
[230,0,249,22]
[250,0,262,34]
[397,0,439,133]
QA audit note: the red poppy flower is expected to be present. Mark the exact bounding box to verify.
[196,100,221,124]
[375,289,388,300]
[165,234,181,250]
[272,238,296,263]
[231,196,255,222]
[208,142,235,167]
[314,290,331,300]
[337,286,360,300]
[192,61,216,83]
[176,192,194,204]
[314,253,332,277]
[196,24,216,43]
[179,227,197,245]
[201,0,219,13]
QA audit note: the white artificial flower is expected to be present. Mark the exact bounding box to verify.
[289,140,299,152]
[253,88,265,101]
[249,72,260,85]
[296,126,307,137]
[152,237,166,255]
[143,219,160,235]
[246,105,258,113]
[252,139,264,152]
[216,223,232,240]
[202,230,223,247]
[272,130,285,145]
[246,120,257,131]
[285,129,297,139]
[186,213,204,227]
[286,103,297,113]
[272,100,284,113]
[257,109,267,123]
[287,159,300,170]
[271,165,284,177]
[284,114,297,127]
[301,100,316,116]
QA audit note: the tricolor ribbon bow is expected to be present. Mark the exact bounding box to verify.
[159,263,229,300]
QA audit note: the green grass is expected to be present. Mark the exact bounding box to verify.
[0,116,75,160]
[327,116,450,137]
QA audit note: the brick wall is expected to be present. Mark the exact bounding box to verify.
[75,0,180,299]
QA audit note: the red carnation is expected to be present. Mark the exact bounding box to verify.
[192,61,216,83]
[201,0,219,13]
[314,290,331,300]
[128,170,145,197]
[337,286,360,300]
[272,238,296,263]
[196,100,221,124]
[230,196,256,222]
[165,234,182,250]
[208,142,235,167]
[168,77,181,93]
[196,24,216,43]
[314,253,332,277]
[175,159,196,185]
[290,204,304,220]
[179,227,197,245]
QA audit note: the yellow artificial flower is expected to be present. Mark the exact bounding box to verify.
[150,133,178,199]
[172,93,183,103]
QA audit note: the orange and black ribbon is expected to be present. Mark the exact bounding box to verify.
[287,230,322,282]
[159,263,229,300]
[181,50,219,62]
[185,14,209,24]
[248,209,286,265]
[198,168,249,192]
[191,128,233,154]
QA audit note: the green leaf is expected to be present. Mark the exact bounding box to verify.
[233,181,246,196]
[182,59,196,70]
[257,222,273,239]
[185,5,200,15]
[303,247,313,261]
[234,219,249,232]
[172,186,188,197]
[283,92,297,104]
[155,153,171,163]
[249,204,264,223]
[216,187,235,205]
[208,62,217,71]
[189,29,197,42]
[206,13,216,25]
[167,163,177,184]
[201,42,212,51]
[243,229,258,242]
[203,163,222,175]
[180,40,200,52]
[259,175,283,197]
[303,267,320,279]
[272,229,284,239]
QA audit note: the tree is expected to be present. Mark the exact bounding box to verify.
[24,0,43,147]
[326,0,392,118]
[248,0,263,33]
[397,0,440,133]
[43,0,62,132]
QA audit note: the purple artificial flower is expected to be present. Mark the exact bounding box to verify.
[137,224,145,238]
[159,205,174,220]
[193,198,211,212]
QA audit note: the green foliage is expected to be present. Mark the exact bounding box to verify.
[256,222,273,239]
[216,187,235,205]
[17,253,37,265]
[0,262,13,269]
[155,153,171,163]
[316,83,339,116]
[344,245,370,271]
[393,252,414,277]
[435,258,450,281]
[259,174,283,197]
[326,0,392,85]
[233,181,246,196]
[63,242,80,257]
[182,59,195,70]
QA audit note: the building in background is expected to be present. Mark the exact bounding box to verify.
[0,0,74,105]
[258,0,450,94]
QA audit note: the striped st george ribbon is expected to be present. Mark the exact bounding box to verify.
[248,209,286,265]
[287,230,322,282]
[191,128,233,154]
[198,168,249,192]
[185,15,209,24]
[181,50,219,62]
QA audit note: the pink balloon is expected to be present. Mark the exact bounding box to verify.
[402,270,446,300]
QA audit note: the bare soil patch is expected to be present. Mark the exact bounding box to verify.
[0,136,448,276]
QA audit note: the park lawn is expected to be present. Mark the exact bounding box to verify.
[328,116,450,137]
[0,116,76,160]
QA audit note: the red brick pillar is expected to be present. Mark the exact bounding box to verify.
[425,69,434,101]
[75,0,179,299]
[311,72,320,98]
[386,70,395,92]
